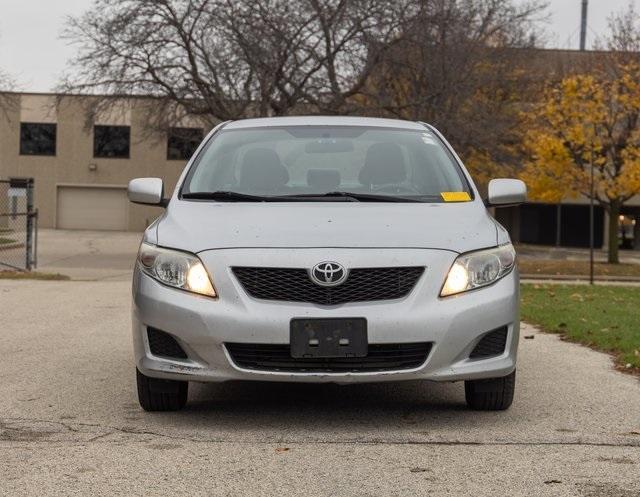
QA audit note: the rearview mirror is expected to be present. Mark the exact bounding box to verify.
[128,177,167,206]
[487,179,527,207]
[305,139,354,153]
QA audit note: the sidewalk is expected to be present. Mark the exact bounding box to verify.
[516,243,640,264]
[34,229,141,280]
[517,244,640,282]
[521,277,640,286]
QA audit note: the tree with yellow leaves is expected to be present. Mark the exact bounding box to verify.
[522,63,640,263]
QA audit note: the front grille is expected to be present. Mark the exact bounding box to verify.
[147,327,188,359]
[232,266,425,305]
[225,342,432,372]
[469,326,508,359]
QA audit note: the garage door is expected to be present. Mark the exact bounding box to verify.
[57,186,128,230]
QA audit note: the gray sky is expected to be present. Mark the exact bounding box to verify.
[0,0,637,93]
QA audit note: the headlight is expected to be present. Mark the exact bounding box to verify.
[440,243,516,297]
[137,242,217,297]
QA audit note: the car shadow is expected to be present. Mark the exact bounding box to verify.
[142,380,496,438]
[189,379,462,409]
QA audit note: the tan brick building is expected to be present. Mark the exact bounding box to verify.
[0,92,211,231]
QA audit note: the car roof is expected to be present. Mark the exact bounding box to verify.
[223,116,427,131]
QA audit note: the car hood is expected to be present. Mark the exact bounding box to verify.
[155,201,498,254]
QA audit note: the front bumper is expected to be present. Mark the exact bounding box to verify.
[132,248,519,384]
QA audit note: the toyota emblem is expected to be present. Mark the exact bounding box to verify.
[309,262,348,287]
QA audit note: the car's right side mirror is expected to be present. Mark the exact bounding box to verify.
[487,179,527,207]
[128,177,167,207]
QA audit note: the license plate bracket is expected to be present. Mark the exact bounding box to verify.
[290,318,367,358]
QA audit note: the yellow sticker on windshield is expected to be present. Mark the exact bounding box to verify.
[441,192,471,202]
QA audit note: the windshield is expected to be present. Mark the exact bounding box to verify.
[181,126,472,202]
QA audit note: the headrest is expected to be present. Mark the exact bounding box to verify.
[359,142,406,187]
[239,148,289,190]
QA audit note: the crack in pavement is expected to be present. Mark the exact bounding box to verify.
[2,417,640,448]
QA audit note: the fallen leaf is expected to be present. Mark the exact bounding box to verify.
[410,467,428,473]
[275,447,290,453]
[524,335,535,340]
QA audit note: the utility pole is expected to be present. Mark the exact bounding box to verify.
[589,132,595,285]
[580,0,589,51]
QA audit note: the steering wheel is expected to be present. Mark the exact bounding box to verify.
[371,183,422,194]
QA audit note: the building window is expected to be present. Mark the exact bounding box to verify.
[20,123,56,156]
[94,125,130,158]
[167,127,203,160]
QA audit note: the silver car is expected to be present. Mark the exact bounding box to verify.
[128,116,526,412]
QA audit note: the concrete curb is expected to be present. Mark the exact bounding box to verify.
[521,273,640,282]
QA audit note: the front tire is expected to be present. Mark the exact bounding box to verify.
[136,368,188,411]
[465,370,515,411]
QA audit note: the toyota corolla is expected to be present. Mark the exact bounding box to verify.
[128,116,526,411]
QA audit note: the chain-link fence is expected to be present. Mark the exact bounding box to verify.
[0,178,37,271]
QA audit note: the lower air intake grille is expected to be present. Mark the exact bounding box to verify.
[232,266,425,305]
[469,326,508,359]
[147,327,188,359]
[225,342,432,373]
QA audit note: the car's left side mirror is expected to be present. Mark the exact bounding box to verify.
[128,177,168,207]
[487,179,527,207]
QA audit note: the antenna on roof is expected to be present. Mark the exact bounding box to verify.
[580,0,588,50]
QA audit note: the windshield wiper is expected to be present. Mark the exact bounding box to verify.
[182,191,277,202]
[182,191,355,202]
[280,191,424,202]
[183,191,354,202]
[182,190,427,203]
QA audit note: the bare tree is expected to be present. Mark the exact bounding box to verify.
[296,0,410,114]
[360,0,547,183]
[62,0,410,131]
[0,68,14,91]
[606,1,640,52]
[219,0,408,115]
[0,36,17,116]
[62,0,253,130]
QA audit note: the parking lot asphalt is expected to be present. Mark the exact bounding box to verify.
[2,230,640,496]
[35,229,141,281]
